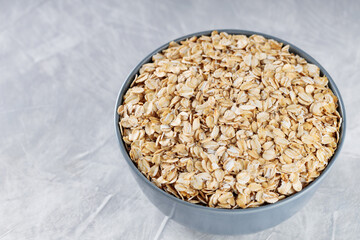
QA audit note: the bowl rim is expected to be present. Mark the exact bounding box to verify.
[114,29,346,214]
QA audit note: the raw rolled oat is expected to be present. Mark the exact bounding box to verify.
[118,31,341,208]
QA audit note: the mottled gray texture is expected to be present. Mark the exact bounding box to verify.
[0,0,359,239]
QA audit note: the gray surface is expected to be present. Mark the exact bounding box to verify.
[0,0,359,239]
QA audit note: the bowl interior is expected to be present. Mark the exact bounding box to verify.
[115,29,346,213]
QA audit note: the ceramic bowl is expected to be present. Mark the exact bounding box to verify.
[115,29,346,235]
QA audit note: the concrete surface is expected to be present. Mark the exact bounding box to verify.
[0,0,359,239]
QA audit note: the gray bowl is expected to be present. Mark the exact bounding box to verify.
[115,29,346,235]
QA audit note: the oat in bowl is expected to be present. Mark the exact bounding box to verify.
[115,30,345,234]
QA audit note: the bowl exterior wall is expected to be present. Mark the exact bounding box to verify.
[127,156,318,235]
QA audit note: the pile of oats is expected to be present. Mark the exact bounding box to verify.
[118,31,341,208]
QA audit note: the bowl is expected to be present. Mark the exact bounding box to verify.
[115,29,346,235]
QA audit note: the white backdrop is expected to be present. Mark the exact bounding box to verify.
[0,0,359,239]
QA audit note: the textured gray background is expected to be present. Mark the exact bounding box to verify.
[0,0,359,239]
